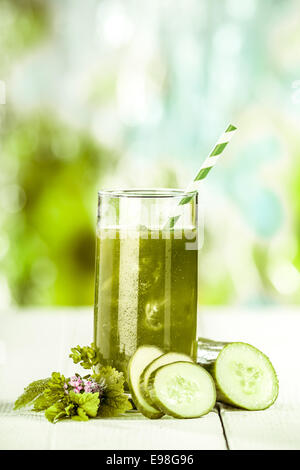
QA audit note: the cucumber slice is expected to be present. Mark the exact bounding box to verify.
[211,342,279,410]
[127,345,164,419]
[148,361,216,419]
[140,352,194,408]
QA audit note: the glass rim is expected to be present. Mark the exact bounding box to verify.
[97,188,197,199]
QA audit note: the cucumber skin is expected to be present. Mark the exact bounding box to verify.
[197,337,228,366]
[127,350,164,420]
[139,363,161,411]
[140,376,156,408]
[198,339,279,410]
[147,361,216,419]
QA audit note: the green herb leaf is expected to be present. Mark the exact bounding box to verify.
[94,366,125,387]
[69,391,99,418]
[45,402,67,423]
[93,367,132,417]
[45,372,66,399]
[14,378,50,410]
[32,372,67,411]
[69,343,101,372]
[32,394,54,412]
[65,403,76,416]
[71,408,89,421]
[98,390,132,417]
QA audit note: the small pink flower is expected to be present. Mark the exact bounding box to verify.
[69,375,83,389]
[69,376,77,386]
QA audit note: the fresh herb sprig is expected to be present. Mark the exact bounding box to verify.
[69,343,101,374]
[14,344,132,423]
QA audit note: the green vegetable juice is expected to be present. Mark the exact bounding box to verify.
[94,227,198,378]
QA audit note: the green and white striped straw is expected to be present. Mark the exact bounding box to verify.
[167,124,237,228]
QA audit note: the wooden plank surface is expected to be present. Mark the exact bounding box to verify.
[0,308,226,450]
[1,307,300,450]
[0,404,225,450]
[202,307,300,450]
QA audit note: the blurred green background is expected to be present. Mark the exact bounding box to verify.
[1,0,300,307]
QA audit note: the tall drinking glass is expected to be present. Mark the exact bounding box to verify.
[94,189,198,380]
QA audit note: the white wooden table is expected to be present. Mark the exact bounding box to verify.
[0,307,299,450]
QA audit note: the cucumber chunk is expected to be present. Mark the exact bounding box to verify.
[197,337,227,366]
[140,352,194,408]
[148,361,216,419]
[212,342,279,410]
[128,345,164,419]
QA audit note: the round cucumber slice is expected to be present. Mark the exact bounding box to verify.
[214,342,279,410]
[127,345,164,419]
[148,361,216,419]
[140,352,194,408]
